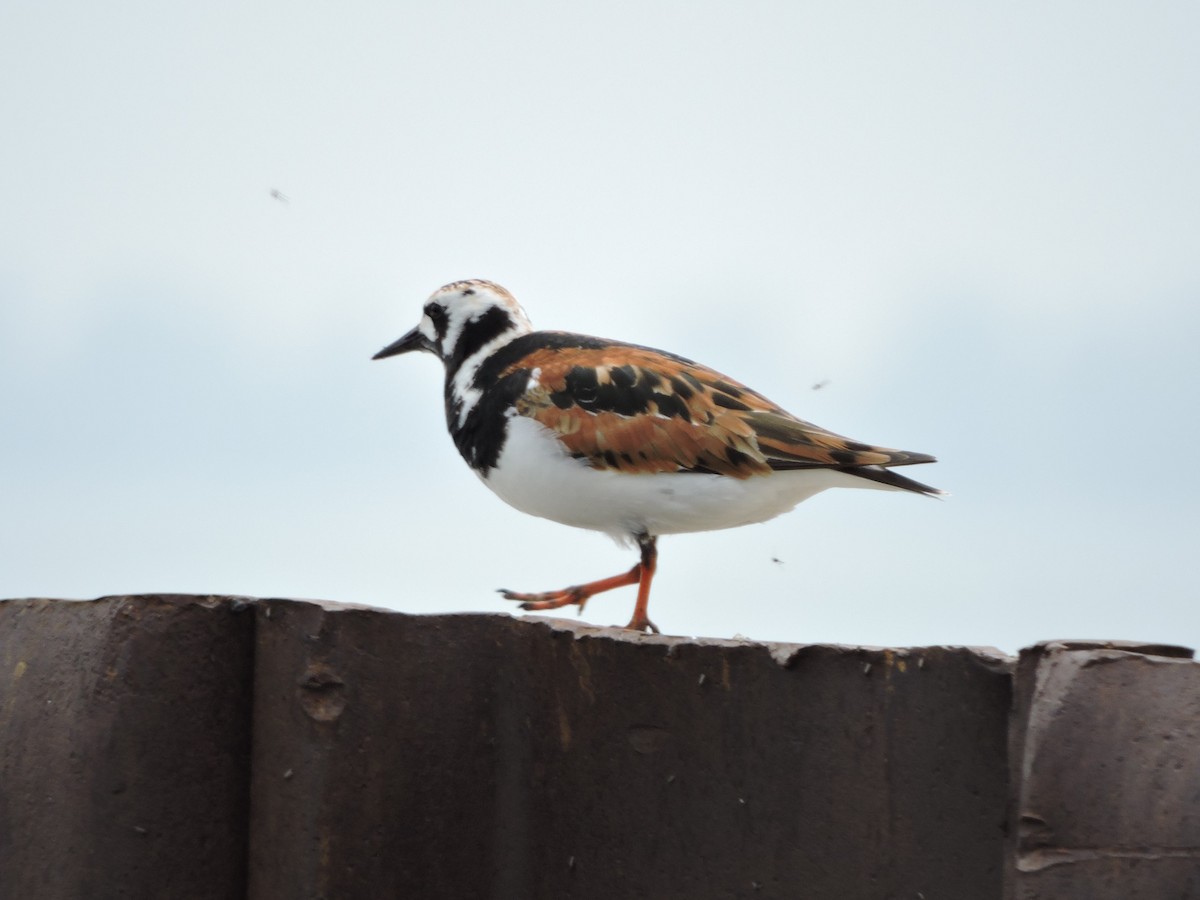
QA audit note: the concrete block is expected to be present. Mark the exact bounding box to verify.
[1006,640,1200,899]
[0,595,254,900]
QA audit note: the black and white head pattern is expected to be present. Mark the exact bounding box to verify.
[415,280,533,375]
[407,280,535,470]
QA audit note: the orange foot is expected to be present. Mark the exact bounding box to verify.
[498,561,642,614]
[499,534,660,633]
[624,611,660,634]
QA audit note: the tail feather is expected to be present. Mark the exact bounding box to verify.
[839,463,945,497]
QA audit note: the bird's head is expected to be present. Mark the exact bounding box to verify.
[372,279,533,370]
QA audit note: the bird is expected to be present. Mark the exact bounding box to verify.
[373,279,942,634]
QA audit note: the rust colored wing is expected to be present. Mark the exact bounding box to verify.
[502,338,936,480]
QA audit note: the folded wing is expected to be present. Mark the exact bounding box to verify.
[503,341,939,493]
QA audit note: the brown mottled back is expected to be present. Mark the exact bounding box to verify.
[504,345,932,478]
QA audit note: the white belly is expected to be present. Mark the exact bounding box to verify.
[482,415,891,541]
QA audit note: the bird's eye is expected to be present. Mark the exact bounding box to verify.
[424,304,445,323]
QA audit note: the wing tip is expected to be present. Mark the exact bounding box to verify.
[889,450,937,467]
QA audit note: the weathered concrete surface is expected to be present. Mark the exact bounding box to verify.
[0,595,255,900]
[246,604,510,899]
[5,595,1197,900]
[1006,640,1200,900]
[247,600,1012,900]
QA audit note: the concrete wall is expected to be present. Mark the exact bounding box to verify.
[1006,640,1200,899]
[1,595,1196,899]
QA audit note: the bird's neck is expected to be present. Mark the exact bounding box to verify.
[439,319,534,472]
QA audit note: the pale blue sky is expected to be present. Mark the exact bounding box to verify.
[2,2,1197,652]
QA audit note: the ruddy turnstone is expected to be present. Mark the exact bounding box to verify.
[374,279,942,634]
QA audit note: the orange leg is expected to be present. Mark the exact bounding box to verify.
[498,564,642,613]
[625,535,658,633]
[498,534,660,634]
